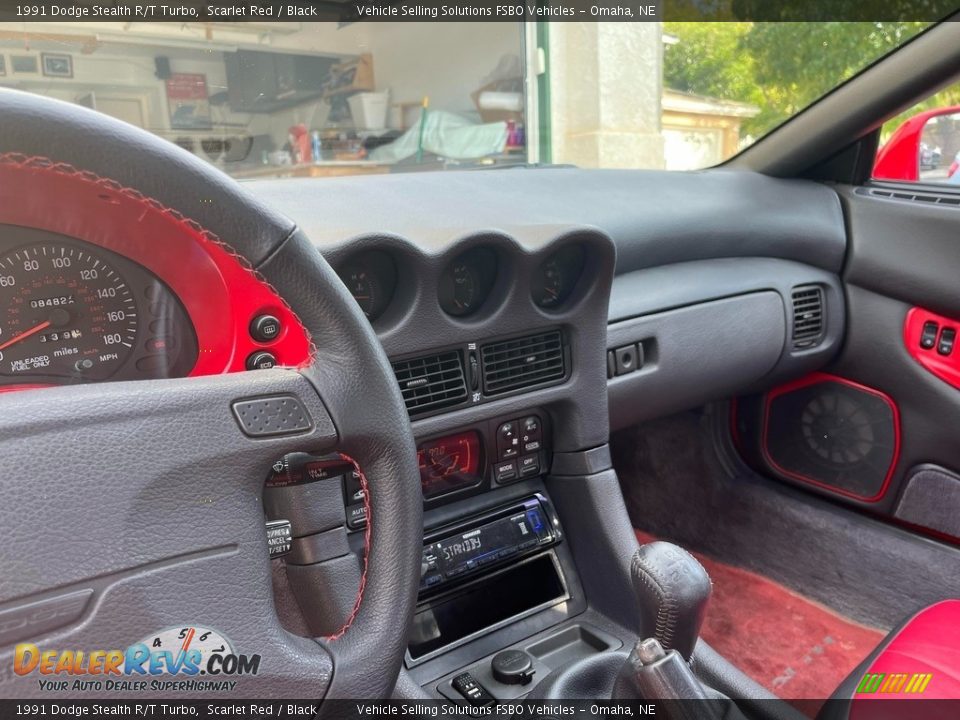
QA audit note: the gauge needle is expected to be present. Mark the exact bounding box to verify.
[0,320,51,352]
[175,627,196,670]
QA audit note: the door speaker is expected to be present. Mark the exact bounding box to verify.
[763,374,899,501]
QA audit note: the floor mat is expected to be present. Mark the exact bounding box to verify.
[635,529,885,707]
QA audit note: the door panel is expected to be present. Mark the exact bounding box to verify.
[734,184,960,541]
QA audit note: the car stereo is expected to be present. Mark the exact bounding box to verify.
[419,494,560,594]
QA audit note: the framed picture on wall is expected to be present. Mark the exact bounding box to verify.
[41,53,73,78]
[11,55,38,74]
[166,73,212,130]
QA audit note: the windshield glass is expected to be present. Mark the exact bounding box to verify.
[0,21,930,179]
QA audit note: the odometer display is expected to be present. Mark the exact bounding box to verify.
[0,242,138,382]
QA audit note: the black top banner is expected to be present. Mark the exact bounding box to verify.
[0,0,958,22]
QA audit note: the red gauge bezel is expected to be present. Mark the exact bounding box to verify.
[0,154,313,385]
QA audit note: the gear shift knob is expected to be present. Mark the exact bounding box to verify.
[630,541,712,661]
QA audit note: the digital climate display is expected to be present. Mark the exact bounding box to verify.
[417,430,482,499]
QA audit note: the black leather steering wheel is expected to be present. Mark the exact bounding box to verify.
[0,89,423,699]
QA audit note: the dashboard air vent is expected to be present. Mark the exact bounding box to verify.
[792,286,825,349]
[866,187,960,207]
[481,330,566,396]
[392,351,468,415]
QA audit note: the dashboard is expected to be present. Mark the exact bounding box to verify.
[1,156,847,461]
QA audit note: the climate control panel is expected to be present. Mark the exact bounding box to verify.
[493,415,544,483]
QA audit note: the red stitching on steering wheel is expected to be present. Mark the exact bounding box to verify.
[0,152,319,366]
[324,453,372,641]
[0,153,371,641]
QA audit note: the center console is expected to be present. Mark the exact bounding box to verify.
[262,230,630,701]
[263,400,631,700]
[411,494,564,662]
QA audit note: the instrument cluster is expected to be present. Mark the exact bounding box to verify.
[0,226,197,388]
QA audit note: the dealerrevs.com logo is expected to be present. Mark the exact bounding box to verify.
[13,626,261,693]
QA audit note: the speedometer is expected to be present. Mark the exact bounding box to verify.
[0,242,139,382]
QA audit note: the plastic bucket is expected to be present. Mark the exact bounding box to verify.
[348,91,390,130]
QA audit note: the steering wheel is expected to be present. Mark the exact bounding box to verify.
[0,89,423,699]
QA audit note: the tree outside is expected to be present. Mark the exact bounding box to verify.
[663,22,940,147]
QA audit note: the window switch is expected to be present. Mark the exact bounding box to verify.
[921,321,939,349]
[938,327,956,356]
[451,672,495,706]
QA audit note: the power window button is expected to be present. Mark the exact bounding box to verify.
[921,321,939,349]
[938,327,956,356]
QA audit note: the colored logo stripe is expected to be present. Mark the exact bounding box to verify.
[857,672,933,694]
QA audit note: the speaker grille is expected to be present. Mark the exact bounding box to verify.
[765,378,897,500]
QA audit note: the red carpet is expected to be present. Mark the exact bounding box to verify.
[635,530,885,709]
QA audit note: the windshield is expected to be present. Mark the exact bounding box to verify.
[0,21,930,179]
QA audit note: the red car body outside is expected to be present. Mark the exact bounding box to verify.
[874,104,960,180]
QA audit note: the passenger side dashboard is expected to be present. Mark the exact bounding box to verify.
[607,257,846,430]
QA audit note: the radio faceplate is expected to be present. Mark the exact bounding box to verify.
[419,494,560,594]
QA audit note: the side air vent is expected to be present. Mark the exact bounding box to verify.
[791,286,825,349]
[481,330,566,396]
[392,351,468,415]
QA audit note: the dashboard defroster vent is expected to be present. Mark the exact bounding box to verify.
[481,330,566,396]
[792,286,825,349]
[392,351,468,415]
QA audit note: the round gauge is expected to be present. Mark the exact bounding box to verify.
[0,242,139,382]
[438,246,498,318]
[533,244,587,310]
[337,250,398,322]
[137,626,234,668]
[447,262,478,315]
[343,266,381,319]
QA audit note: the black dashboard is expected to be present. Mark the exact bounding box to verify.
[245,167,849,690]
[314,229,617,455]
[1,147,853,698]
[250,167,847,445]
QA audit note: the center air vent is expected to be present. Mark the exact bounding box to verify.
[792,286,825,349]
[392,351,468,415]
[481,330,566,396]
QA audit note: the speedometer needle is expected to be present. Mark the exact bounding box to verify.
[0,320,51,352]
